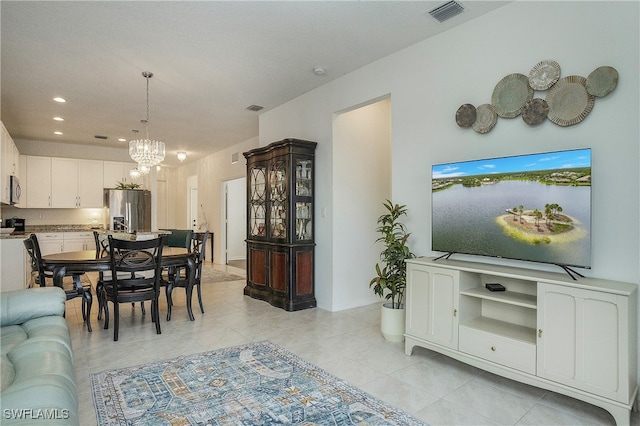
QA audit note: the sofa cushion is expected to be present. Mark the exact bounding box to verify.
[0,325,28,356]
[1,288,65,327]
[1,354,15,392]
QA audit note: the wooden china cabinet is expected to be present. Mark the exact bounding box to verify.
[243,138,317,311]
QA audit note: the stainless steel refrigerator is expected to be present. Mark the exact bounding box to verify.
[104,189,151,232]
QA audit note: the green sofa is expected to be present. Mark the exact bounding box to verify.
[0,287,79,425]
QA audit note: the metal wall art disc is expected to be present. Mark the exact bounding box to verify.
[455,104,476,127]
[586,66,618,97]
[522,98,549,125]
[545,76,595,126]
[491,73,534,118]
[528,60,561,90]
[472,104,497,133]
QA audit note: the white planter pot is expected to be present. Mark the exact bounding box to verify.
[380,302,406,342]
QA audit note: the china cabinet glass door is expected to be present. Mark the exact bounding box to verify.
[269,159,287,239]
[295,158,312,241]
[249,166,266,237]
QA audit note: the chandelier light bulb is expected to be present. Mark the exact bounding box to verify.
[177,151,187,162]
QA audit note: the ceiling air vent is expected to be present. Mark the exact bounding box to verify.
[428,1,465,23]
[94,135,108,140]
[246,104,264,112]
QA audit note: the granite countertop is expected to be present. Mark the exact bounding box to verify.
[0,225,104,240]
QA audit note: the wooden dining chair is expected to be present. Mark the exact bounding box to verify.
[163,231,209,321]
[101,236,164,341]
[23,233,93,331]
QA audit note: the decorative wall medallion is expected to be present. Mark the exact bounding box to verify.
[491,73,534,118]
[522,98,549,125]
[546,76,595,126]
[586,66,618,97]
[472,104,497,133]
[528,60,561,90]
[456,61,616,130]
[455,104,477,127]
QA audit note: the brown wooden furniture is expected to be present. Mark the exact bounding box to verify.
[42,246,196,322]
[243,138,317,311]
[24,234,93,331]
[102,236,165,341]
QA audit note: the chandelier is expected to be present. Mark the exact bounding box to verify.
[129,71,165,169]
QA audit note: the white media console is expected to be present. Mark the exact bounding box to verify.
[405,257,638,425]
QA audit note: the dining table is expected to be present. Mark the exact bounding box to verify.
[42,246,198,321]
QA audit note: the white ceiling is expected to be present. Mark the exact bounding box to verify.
[1,1,507,167]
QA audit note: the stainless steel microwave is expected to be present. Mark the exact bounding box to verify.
[9,175,21,205]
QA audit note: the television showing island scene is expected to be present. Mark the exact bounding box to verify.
[432,148,591,269]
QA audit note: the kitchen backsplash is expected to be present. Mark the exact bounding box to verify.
[1,206,105,228]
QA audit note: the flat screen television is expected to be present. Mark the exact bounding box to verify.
[431,148,591,274]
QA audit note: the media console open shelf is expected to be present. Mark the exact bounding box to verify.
[405,257,638,425]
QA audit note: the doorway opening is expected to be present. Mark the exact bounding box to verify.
[223,177,246,267]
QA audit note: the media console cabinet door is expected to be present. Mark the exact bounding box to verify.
[406,264,458,349]
[537,283,631,403]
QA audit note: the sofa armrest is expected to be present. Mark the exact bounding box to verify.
[1,287,66,327]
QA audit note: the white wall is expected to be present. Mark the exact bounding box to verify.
[332,98,392,310]
[260,1,639,303]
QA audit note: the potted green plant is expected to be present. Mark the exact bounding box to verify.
[370,200,415,342]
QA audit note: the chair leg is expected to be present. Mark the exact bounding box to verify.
[84,291,92,332]
[113,300,119,341]
[166,284,173,321]
[102,291,110,330]
[96,282,104,320]
[153,299,161,335]
[197,283,204,314]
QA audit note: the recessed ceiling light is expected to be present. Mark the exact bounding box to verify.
[313,67,326,76]
[53,116,64,121]
[53,97,66,103]
[54,131,63,135]
[118,138,127,142]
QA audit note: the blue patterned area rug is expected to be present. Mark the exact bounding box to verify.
[91,340,424,425]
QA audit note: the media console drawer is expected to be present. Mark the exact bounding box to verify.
[459,324,536,374]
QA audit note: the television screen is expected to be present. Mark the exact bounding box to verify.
[431,148,591,269]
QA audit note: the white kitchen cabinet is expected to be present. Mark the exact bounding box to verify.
[0,238,27,291]
[103,161,140,188]
[51,157,78,207]
[36,232,64,256]
[1,122,19,205]
[63,231,95,251]
[25,156,103,208]
[78,159,104,207]
[405,257,638,425]
[405,263,459,349]
[26,156,52,208]
[51,158,103,208]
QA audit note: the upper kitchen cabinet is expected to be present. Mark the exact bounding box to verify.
[103,161,142,188]
[51,158,103,208]
[1,122,20,205]
[26,156,104,208]
[26,155,52,208]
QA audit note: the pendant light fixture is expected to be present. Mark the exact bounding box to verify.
[129,71,165,169]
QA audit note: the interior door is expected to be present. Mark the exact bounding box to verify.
[225,177,246,263]
[187,175,198,230]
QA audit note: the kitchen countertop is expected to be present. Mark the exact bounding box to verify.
[0,225,104,240]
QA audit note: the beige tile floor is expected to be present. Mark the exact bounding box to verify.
[63,262,636,425]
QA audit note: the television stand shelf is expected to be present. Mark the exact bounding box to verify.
[405,257,638,425]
